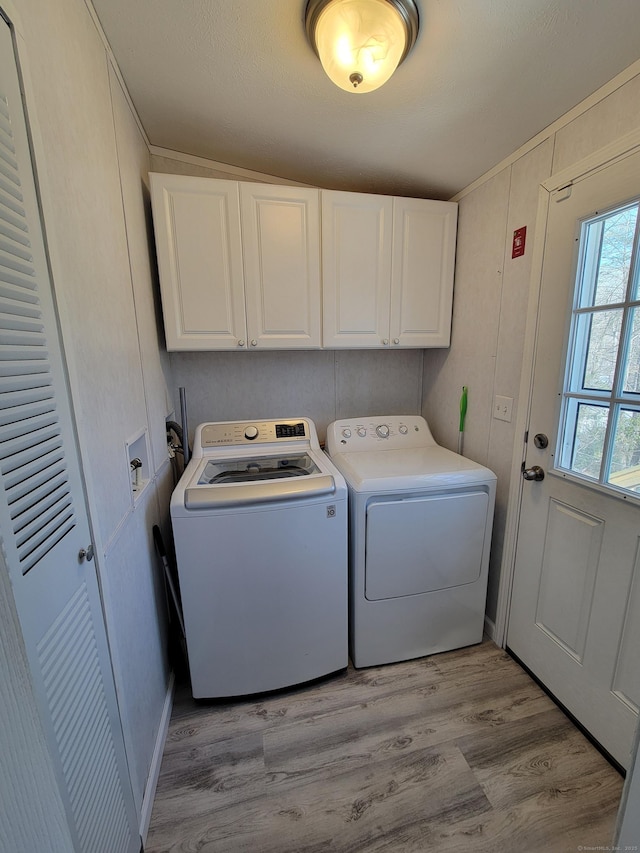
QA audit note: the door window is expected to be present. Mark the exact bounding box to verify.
[559,200,640,495]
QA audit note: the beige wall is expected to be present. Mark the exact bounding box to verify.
[423,69,640,623]
[8,0,173,823]
[170,349,423,446]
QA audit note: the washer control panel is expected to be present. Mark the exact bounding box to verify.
[326,415,435,454]
[197,419,313,450]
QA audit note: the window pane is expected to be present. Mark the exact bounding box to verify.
[569,402,608,478]
[559,199,640,496]
[582,309,622,391]
[591,205,638,306]
[623,307,640,394]
[608,407,640,492]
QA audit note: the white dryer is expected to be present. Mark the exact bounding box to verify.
[172,418,348,698]
[326,415,496,668]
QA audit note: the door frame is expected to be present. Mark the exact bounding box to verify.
[495,125,640,648]
[494,125,640,846]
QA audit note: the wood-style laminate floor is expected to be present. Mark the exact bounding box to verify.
[146,641,623,853]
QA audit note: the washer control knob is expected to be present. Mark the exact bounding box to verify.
[244,426,259,440]
[376,424,390,439]
[342,428,352,438]
[357,427,366,437]
[399,424,408,435]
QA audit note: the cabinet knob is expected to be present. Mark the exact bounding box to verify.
[238,339,245,347]
[251,339,258,347]
[382,338,389,346]
[393,338,400,345]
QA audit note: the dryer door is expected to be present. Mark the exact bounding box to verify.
[365,491,489,600]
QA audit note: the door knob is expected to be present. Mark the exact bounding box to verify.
[522,465,545,481]
[78,544,94,562]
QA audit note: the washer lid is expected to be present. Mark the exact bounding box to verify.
[172,446,346,511]
[197,453,320,485]
[329,445,496,492]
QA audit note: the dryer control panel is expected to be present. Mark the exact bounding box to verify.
[326,415,436,454]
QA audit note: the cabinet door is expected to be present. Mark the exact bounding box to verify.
[150,174,247,350]
[390,198,457,347]
[322,190,392,347]
[240,184,321,349]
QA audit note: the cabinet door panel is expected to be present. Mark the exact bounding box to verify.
[241,185,321,349]
[322,191,392,347]
[390,198,457,347]
[150,175,246,350]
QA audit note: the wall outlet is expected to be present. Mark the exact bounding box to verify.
[494,395,513,422]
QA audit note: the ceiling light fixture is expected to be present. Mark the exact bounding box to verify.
[305,0,419,94]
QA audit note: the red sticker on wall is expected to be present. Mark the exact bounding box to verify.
[512,226,527,258]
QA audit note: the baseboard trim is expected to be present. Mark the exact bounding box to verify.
[483,614,497,643]
[140,671,175,844]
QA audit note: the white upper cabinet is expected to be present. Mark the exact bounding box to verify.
[390,197,457,347]
[321,191,393,348]
[322,190,457,348]
[240,184,321,349]
[150,174,246,350]
[150,174,457,351]
[150,175,321,350]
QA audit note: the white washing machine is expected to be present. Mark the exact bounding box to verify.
[171,418,348,698]
[326,415,496,668]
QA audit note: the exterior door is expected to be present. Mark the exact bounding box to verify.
[507,146,640,769]
[0,16,139,851]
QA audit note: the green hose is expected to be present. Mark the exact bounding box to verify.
[459,386,468,433]
[458,386,468,455]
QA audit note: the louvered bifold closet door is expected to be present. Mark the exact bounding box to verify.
[0,17,139,853]
[0,92,76,574]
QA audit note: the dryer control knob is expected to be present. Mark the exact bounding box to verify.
[376,424,390,439]
[342,428,352,438]
[399,424,408,435]
[244,426,259,440]
[357,427,367,437]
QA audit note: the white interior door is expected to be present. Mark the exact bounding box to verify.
[0,17,138,851]
[507,146,640,770]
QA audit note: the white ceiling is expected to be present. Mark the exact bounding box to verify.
[91,0,640,199]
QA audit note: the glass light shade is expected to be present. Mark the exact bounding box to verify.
[313,0,408,93]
